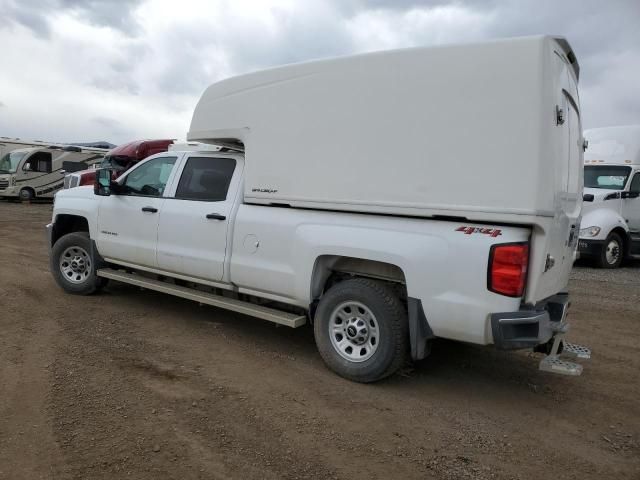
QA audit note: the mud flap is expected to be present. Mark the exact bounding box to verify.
[407,298,434,360]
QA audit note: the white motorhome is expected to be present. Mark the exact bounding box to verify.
[578,125,640,267]
[0,145,107,200]
[47,36,590,382]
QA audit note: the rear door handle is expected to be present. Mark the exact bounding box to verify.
[142,206,158,213]
[206,213,226,220]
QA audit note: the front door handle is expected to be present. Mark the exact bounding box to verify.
[206,213,226,220]
[142,206,158,213]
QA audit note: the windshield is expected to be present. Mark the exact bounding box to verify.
[584,165,632,190]
[0,151,27,173]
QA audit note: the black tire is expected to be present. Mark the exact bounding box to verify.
[597,232,624,269]
[51,232,105,294]
[314,278,408,383]
[19,188,35,201]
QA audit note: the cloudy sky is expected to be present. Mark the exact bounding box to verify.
[0,0,638,144]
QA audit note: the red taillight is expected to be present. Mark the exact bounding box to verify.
[488,243,529,297]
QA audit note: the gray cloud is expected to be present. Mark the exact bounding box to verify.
[0,0,637,144]
[0,0,143,37]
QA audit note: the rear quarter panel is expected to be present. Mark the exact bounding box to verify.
[230,205,530,344]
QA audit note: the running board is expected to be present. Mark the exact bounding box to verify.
[97,268,307,328]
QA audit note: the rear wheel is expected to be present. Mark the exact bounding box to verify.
[314,278,408,383]
[598,232,624,269]
[51,232,106,294]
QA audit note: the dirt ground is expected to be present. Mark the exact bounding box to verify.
[0,200,638,480]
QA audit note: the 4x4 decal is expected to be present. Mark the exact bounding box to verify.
[456,226,502,238]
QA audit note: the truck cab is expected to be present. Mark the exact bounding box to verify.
[578,125,640,267]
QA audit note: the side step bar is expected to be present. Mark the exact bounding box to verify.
[97,268,307,328]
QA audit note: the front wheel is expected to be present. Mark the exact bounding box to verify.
[314,278,408,383]
[50,232,106,294]
[597,232,624,269]
[19,188,34,201]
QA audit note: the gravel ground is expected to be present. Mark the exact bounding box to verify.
[0,201,639,480]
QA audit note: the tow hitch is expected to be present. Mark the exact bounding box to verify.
[538,321,591,376]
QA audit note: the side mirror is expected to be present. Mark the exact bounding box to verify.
[621,191,640,199]
[24,163,31,171]
[59,170,66,175]
[94,169,117,196]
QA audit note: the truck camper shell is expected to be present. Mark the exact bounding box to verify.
[188,35,581,230]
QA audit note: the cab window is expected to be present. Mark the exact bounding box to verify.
[121,156,177,197]
[175,157,236,201]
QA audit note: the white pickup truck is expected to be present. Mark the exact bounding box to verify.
[47,36,590,382]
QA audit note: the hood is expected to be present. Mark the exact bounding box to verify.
[583,187,621,202]
[582,187,622,215]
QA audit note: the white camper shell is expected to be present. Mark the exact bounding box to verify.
[578,125,640,267]
[189,35,583,302]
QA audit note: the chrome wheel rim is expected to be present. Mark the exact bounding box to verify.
[605,239,620,265]
[329,301,379,363]
[59,246,91,284]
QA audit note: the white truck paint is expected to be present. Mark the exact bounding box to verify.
[578,125,640,267]
[47,36,589,381]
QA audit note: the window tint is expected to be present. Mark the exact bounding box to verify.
[175,157,236,201]
[630,174,640,193]
[122,156,176,197]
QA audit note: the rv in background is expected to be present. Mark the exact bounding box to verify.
[64,139,175,189]
[578,125,640,267]
[0,145,107,200]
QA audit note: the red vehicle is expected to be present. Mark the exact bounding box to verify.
[63,139,174,189]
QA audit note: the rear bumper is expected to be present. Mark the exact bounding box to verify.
[491,293,569,350]
[577,239,604,257]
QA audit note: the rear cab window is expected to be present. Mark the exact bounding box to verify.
[175,156,236,201]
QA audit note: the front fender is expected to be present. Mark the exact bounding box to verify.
[51,187,100,239]
[579,207,628,241]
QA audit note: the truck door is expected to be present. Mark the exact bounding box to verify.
[96,156,178,268]
[156,155,241,282]
[625,171,640,233]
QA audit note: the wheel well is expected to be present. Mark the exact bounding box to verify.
[20,186,35,196]
[311,255,407,302]
[52,215,89,246]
